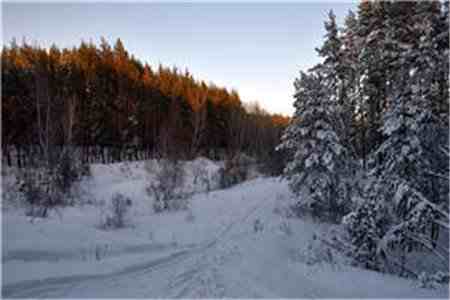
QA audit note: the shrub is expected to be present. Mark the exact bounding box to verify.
[146,159,187,213]
[100,193,131,229]
[15,150,88,217]
[18,167,64,218]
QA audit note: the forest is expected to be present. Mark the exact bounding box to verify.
[2,38,289,168]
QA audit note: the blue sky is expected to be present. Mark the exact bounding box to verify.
[3,2,357,115]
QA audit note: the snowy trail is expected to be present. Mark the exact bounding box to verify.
[3,248,192,297]
[3,181,273,298]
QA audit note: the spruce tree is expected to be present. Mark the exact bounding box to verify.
[346,1,449,271]
[278,70,351,222]
[356,1,387,165]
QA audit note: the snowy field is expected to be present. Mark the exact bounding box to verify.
[2,159,448,298]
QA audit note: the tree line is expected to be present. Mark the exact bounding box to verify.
[2,38,289,168]
[278,0,449,276]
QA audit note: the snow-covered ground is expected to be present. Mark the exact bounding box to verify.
[2,160,448,298]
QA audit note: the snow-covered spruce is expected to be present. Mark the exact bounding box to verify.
[344,1,449,275]
[277,70,352,223]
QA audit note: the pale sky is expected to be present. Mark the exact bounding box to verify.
[3,2,357,116]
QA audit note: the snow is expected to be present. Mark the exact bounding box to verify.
[2,159,448,298]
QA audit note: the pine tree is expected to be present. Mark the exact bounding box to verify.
[356,1,387,166]
[314,11,349,147]
[278,70,351,222]
[341,10,365,161]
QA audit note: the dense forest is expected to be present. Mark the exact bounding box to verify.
[2,38,289,168]
[279,0,449,276]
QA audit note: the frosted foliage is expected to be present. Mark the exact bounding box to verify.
[346,1,450,276]
[277,70,352,222]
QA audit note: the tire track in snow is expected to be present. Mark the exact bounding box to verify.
[3,191,272,298]
[167,198,275,298]
[3,242,187,263]
[2,248,191,298]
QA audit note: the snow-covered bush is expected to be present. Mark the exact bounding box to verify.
[17,167,66,218]
[14,150,88,217]
[146,159,187,213]
[100,193,131,229]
